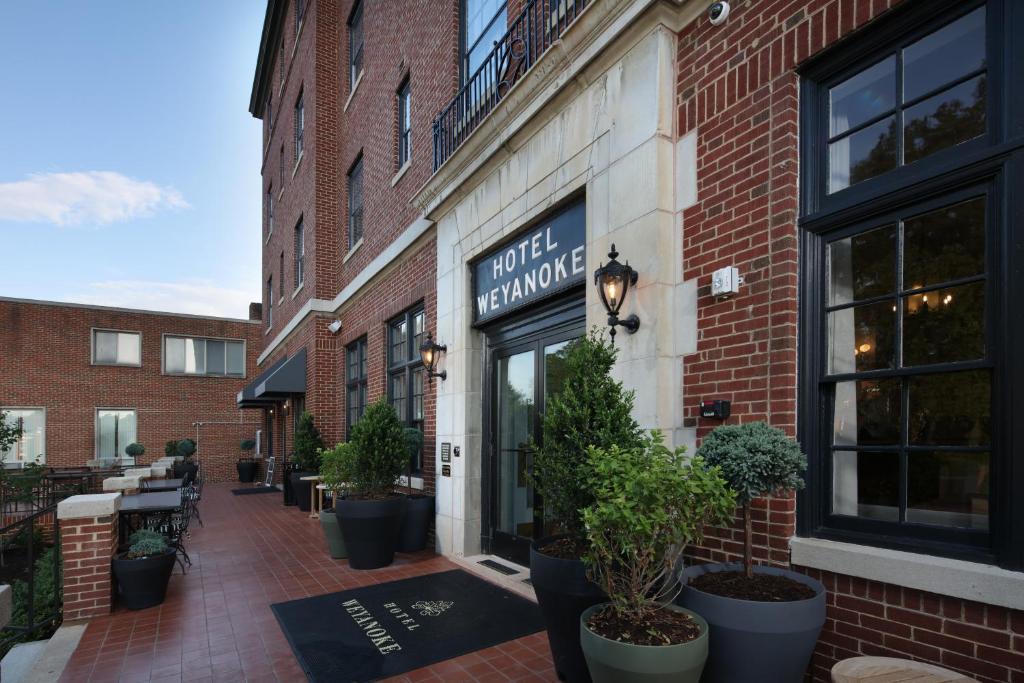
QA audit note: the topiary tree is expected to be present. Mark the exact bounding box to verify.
[176,438,196,459]
[696,422,807,578]
[319,442,355,493]
[532,329,644,544]
[165,440,178,458]
[125,443,145,461]
[347,399,408,499]
[240,439,256,457]
[292,411,325,473]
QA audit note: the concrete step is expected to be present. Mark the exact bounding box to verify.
[0,624,86,683]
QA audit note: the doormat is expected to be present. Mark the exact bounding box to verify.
[271,568,544,682]
[231,486,279,495]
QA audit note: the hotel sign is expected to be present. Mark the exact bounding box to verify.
[473,200,586,324]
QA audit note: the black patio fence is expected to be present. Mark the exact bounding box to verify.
[0,502,62,656]
[432,0,590,171]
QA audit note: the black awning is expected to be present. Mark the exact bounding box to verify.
[255,347,306,398]
[236,354,289,409]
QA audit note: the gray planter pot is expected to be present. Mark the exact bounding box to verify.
[580,603,708,683]
[319,509,347,559]
[676,563,826,683]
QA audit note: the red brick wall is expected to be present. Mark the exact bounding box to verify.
[60,512,117,622]
[0,299,262,483]
[676,0,1024,680]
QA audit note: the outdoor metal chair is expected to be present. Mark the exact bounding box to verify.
[185,477,203,527]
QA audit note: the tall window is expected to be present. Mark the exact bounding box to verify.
[462,0,506,83]
[279,34,285,86]
[279,252,285,297]
[348,1,364,88]
[294,89,305,162]
[294,217,305,288]
[267,90,273,132]
[295,0,306,33]
[348,155,364,248]
[164,336,245,377]
[397,78,412,168]
[267,185,274,237]
[346,337,368,437]
[388,307,425,471]
[279,145,285,188]
[267,276,274,328]
[799,1,1022,567]
[96,409,136,462]
[1,409,45,466]
[92,330,141,366]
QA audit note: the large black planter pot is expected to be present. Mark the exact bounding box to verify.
[111,550,176,610]
[289,471,315,512]
[676,563,826,683]
[335,496,407,569]
[173,461,198,483]
[282,464,297,505]
[530,535,606,683]
[236,460,258,483]
[397,494,434,552]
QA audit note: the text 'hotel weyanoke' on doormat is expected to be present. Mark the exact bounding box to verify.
[271,568,545,682]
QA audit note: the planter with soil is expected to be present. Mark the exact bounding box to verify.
[236,459,258,483]
[397,494,434,552]
[335,495,407,569]
[289,471,315,512]
[580,603,708,683]
[111,547,176,610]
[531,534,606,683]
[319,507,348,559]
[676,562,825,683]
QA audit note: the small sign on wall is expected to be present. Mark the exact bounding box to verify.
[442,465,451,477]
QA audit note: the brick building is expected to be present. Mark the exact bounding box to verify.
[0,297,263,483]
[249,0,1023,679]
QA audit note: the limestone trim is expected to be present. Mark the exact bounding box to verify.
[57,493,122,519]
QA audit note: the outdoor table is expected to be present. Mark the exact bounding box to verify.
[118,491,182,543]
[142,478,183,492]
[301,475,322,518]
[831,656,978,682]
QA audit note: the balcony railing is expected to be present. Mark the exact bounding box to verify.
[432,0,589,171]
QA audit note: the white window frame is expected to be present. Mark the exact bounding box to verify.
[161,335,247,378]
[91,328,142,367]
[94,408,137,463]
[1,407,46,467]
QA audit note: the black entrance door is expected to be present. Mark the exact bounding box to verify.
[483,296,584,566]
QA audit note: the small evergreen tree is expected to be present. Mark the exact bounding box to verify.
[165,440,178,458]
[125,443,145,460]
[696,422,807,578]
[240,439,256,456]
[0,411,22,454]
[348,399,408,498]
[176,438,196,459]
[532,329,644,541]
[292,411,326,473]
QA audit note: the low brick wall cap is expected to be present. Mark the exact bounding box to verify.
[102,476,141,492]
[58,493,122,519]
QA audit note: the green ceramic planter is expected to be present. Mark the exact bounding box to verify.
[579,603,708,683]
[319,508,348,559]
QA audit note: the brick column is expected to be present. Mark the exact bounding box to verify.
[57,493,121,622]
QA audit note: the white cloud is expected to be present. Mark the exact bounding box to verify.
[0,171,188,226]
[73,280,255,319]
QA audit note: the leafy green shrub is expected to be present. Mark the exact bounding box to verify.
[128,529,165,546]
[696,422,807,577]
[583,433,735,634]
[165,440,178,458]
[0,411,21,454]
[319,442,355,492]
[7,546,62,652]
[126,535,168,560]
[125,443,145,458]
[532,330,644,540]
[176,438,196,459]
[292,411,326,472]
[240,439,256,454]
[347,399,408,499]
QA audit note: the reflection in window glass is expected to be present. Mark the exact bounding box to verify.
[904,75,986,165]
[904,198,985,289]
[96,409,137,462]
[828,301,897,374]
[1,409,45,465]
[93,330,141,366]
[833,379,901,447]
[909,370,990,446]
[828,225,896,306]
[903,282,985,366]
[832,450,899,521]
[829,56,895,136]
[903,7,985,102]
[829,116,897,193]
[907,451,989,529]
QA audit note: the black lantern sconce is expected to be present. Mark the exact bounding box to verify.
[594,244,640,341]
[419,332,448,382]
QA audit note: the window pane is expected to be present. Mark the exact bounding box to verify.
[833,378,901,447]
[94,331,117,363]
[467,7,507,78]
[391,373,407,419]
[903,75,986,165]
[207,340,226,375]
[829,56,896,136]
[391,319,408,365]
[902,282,985,366]
[1,409,45,464]
[413,311,425,351]
[359,343,367,377]
[97,410,136,460]
[903,7,985,102]
[829,116,897,193]
[832,450,899,521]
[904,198,985,289]
[185,338,205,374]
[165,337,185,374]
[828,302,896,374]
[907,451,989,529]
[909,370,990,446]
[227,342,245,375]
[116,333,140,364]
[413,368,424,421]
[828,225,896,306]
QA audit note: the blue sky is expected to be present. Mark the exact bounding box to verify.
[0,2,265,318]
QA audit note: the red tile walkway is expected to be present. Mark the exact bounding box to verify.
[59,483,556,682]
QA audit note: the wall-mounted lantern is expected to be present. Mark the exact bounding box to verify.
[419,332,448,382]
[594,244,640,341]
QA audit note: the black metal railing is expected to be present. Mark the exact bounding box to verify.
[0,504,62,656]
[432,0,589,171]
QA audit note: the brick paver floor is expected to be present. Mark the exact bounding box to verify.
[59,483,556,682]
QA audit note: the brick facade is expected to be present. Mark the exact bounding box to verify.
[59,509,118,622]
[0,298,263,483]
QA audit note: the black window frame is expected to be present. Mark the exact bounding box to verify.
[294,216,305,289]
[266,184,274,237]
[397,77,411,169]
[346,336,368,439]
[798,0,1024,570]
[266,276,274,328]
[347,155,364,248]
[387,306,426,473]
[348,1,364,89]
[294,89,305,162]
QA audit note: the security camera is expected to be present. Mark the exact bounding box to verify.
[708,1,730,25]
[328,319,342,334]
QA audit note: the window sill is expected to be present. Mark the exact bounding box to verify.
[278,187,284,201]
[291,152,303,179]
[265,327,273,336]
[391,160,411,187]
[397,474,424,491]
[265,230,273,245]
[343,238,363,264]
[343,70,364,113]
[90,362,142,369]
[790,536,1024,610]
[291,282,304,300]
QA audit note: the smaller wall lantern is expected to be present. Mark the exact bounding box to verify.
[419,332,448,382]
[594,244,640,341]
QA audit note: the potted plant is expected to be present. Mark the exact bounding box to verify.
[676,422,825,682]
[318,442,352,560]
[164,440,178,459]
[290,411,325,512]
[579,434,735,682]
[334,399,409,569]
[111,529,176,610]
[173,439,198,482]
[530,330,645,683]
[125,442,145,465]
[397,427,433,552]
[237,439,258,483]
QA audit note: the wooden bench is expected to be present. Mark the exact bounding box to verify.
[832,656,978,682]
